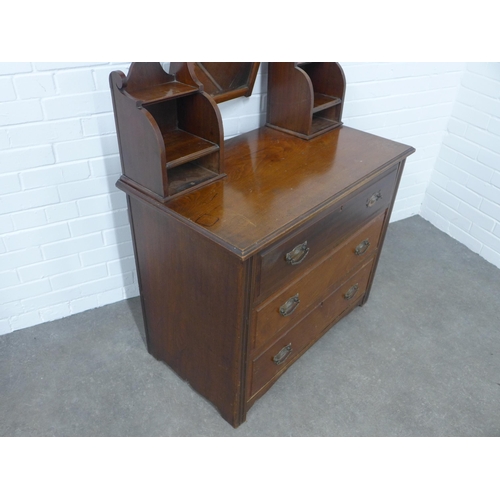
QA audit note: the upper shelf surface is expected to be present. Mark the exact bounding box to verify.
[127,81,199,104]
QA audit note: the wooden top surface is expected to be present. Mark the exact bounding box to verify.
[166,126,415,256]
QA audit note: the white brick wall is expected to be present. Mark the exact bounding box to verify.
[0,62,134,334]
[341,62,466,222]
[421,63,500,269]
[1,62,499,336]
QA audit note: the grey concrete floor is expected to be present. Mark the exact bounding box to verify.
[1,215,500,436]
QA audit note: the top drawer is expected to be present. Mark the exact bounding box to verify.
[255,165,399,300]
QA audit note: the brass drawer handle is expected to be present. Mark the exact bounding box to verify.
[273,343,292,365]
[366,191,382,207]
[344,283,359,300]
[279,293,300,317]
[354,239,370,256]
[285,241,309,265]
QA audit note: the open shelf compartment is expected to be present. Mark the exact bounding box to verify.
[164,129,219,169]
[167,160,220,196]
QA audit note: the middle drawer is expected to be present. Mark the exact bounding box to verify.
[251,211,386,351]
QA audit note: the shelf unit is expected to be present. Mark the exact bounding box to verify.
[266,62,346,140]
[109,62,225,200]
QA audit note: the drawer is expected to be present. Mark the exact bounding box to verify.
[249,257,375,399]
[256,166,398,300]
[252,211,386,350]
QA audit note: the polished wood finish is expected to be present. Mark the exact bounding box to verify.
[252,212,386,351]
[249,258,375,400]
[111,62,415,427]
[166,126,411,256]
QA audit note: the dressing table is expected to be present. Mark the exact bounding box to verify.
[110,62,415,427]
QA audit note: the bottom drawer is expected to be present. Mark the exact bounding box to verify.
[249,257,375,399]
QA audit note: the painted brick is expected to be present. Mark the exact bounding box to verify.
[80,241,133,267]
[62,161,91,182]
[11,208,47,231]
[0,279,51,304]
[97,288,124,307]
[480,245,500,269]
[39,303,71,322]
[0,174,21,194]
[124,283,139,299]
[448,224,483,254]
[461,71,500,99]
[0,247,42,273]
[89,155,122,177]
[0,78,16,102]
[0,186,59,216]
[0,320,12,335]
[82,113,116,136]
[13,73,56,99]
[446,181,482,208]
[21,286,83,312]
[470,224,500,253]
[0,214,14,234]
[474,93,500,117]
[465,127,500,154]
[68,210,129,237]
[70,295,98,314]
[466,176,500,204]
[77,194,112,216]
[54,134,119,162]
[8,119,82,147]
[0,145,55,173]
[4,223,71,252]
[18,255,81,283]
[50,264,108,290]
[491,172,500,190]
[480,199,500,221]
[445,135,480,159]
[0,63,32,75]
[10,311,42,332]
[0,270,20,289]
[92,65,130,90]
[41,232,103,260]
[78,272,134,296]
[452,102,490,129]
[488,117,500,136]
[58,175,117,202]
[45,201,79,223]
[0,100,43,126]
[102,225,132,245]
[107,256,136,276]
[55,69,96,94]
[454,153,493,182]
[42,91,113,120]
[0,129,10,149]
[426,183,460,210]
[20,166,65,189]
[0,299,23,321]
[420,206,450,233]
[455,202,495,231]
[34,62,107,71]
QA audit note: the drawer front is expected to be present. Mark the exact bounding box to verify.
[256,166,398,300]
[249,258,375,399]
[252,211,386,350]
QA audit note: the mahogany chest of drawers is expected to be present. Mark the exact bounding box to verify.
[111,63,415,427]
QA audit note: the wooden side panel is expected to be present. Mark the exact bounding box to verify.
[128,196,250,427]
[109,71,167,197]
[267,63,313,136]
